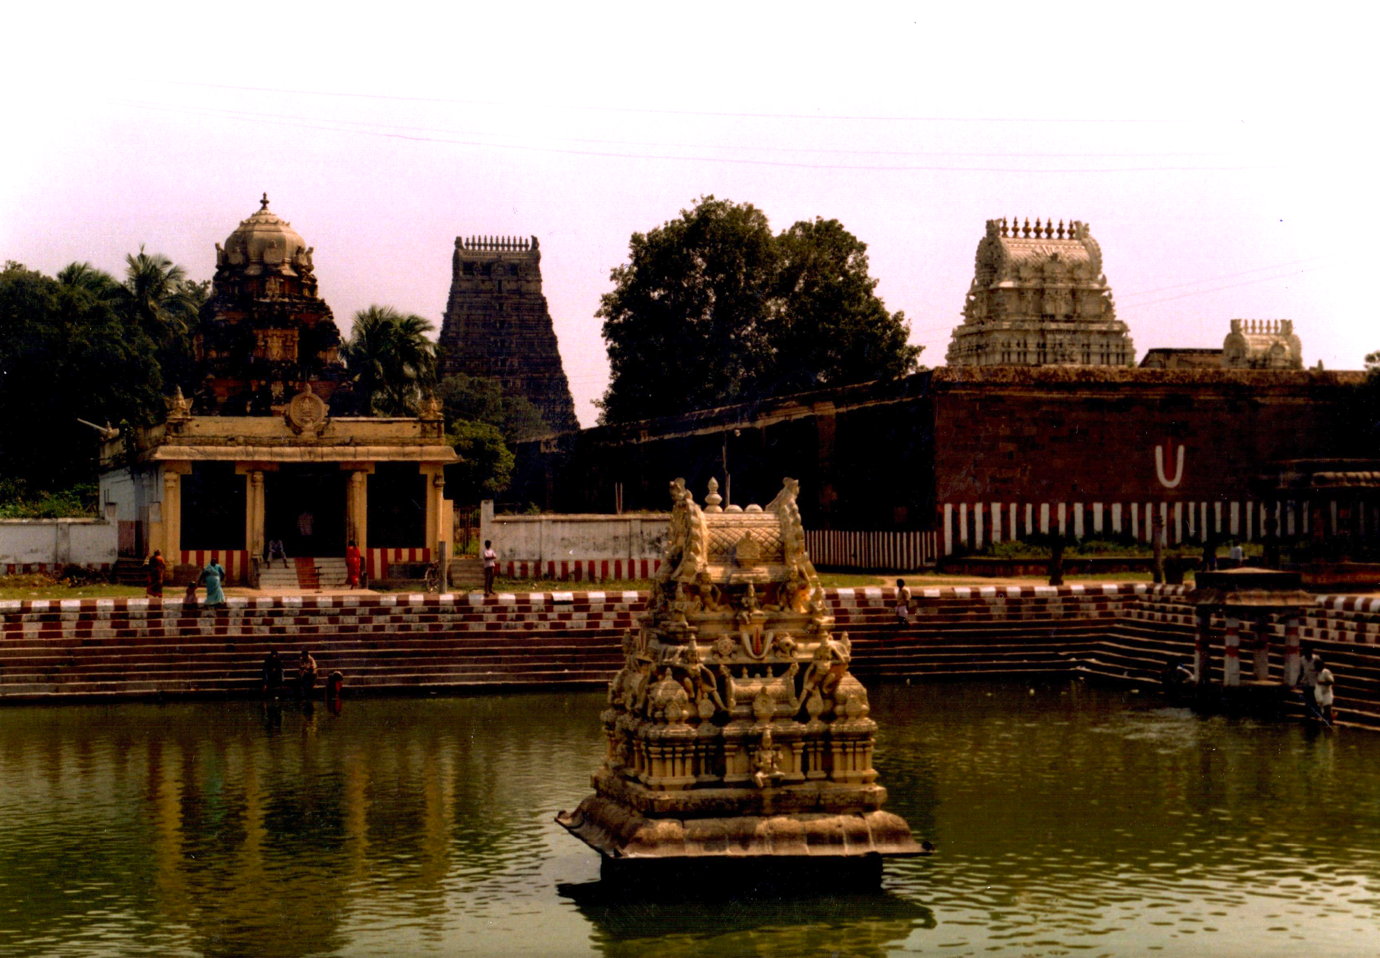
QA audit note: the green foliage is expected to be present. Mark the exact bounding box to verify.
[0,480,98,518]
[597,196,921,423]
[342,306,437,415]
[436,373,549,442]
[444,420,515,503]
[0,262,167,488]
[114,247,201,392]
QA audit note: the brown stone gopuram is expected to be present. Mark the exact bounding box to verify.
[946,217,1134,367]
[557,477,924,884]
[438,235,579,435]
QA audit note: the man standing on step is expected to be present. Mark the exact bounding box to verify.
[482,539,498,596]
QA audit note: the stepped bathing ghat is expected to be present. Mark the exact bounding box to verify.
[556,478,925,882]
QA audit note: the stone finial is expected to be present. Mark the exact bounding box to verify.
[704,477,723,512]
[260,192,269,211]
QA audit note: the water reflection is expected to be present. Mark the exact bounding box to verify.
[561,882,934,957]
[0,683,1378,955]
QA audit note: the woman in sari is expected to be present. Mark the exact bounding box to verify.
[200,555,227,608]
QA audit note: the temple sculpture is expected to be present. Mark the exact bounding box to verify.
[946,217,1135,367]
[558,477,924,882]
[438,235,580,435]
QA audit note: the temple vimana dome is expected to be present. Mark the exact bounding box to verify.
[195,194,348,415]
[946,217,1135,367]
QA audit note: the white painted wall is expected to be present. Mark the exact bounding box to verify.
[0,519,119,569]
[479,500,668,563]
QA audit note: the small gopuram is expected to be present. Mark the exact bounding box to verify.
[1223,319,1303,369]
[557,477,923,883]
[946,217,1134,367]
[99,197,457,584]
[438,234,579,434]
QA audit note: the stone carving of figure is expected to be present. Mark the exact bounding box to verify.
[751,728,783,789]
[717,664,736,712]
[795,637,848,710]
[677,640,726,716]
[695,571,722,612]
[627,653,655,715]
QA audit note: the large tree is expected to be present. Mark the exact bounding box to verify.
[0,262,164,490]
[436,372,549,443]
[597,197,920,423]
[341,306,438,416]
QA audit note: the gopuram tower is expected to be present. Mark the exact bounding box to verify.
[438,235,580,434]
[946,217,1134,367]
[558,477,924,884]
[195,194,350,414]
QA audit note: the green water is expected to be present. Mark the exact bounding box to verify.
[0,683,1375,956]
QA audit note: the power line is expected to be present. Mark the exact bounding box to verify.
[1128,267,1320,308]
[154,79,1179,125]
[117,99,1273,175]
[1120,257,1324,300]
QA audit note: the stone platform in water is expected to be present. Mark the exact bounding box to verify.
[557,477,925,878]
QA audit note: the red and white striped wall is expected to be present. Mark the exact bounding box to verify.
[367,547,430,580]
[179,550,250,583]
[500,558,660,582]
[804,529,938,571]
[939,499,1340,555]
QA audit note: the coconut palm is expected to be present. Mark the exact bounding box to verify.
[56,262,121,302]
[117,247,202,391]
[342,306,438,415]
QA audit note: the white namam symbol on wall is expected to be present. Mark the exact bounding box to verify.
[1154,441,1185,489]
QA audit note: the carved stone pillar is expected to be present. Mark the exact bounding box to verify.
[1283,615,1302,686]
[1223,617,1241,687]
[420,464,447,558]
[245,469,266,562]
[341,465,372,552]
[159,464,189,561]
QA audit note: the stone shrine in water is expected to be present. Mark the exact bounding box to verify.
[557,478,924,883]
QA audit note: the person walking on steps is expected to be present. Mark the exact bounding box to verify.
[482,539,498,595]
[895,579,912,627]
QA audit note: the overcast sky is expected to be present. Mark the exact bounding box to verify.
[4,3,1373,427]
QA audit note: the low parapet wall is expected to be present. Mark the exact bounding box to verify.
[4,584,1380,727]
[0,518,118,575]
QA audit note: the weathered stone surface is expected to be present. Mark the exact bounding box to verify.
[1223,319,1303,369]
[557,478,924,867]
[946,217,1134,367]
[438,235,579,434]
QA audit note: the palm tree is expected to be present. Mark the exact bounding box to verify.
[56,262,121,303]
[118,247,199,340]
[117,247,202,392]
[342,306,437,415]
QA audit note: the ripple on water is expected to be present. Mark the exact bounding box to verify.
[1,686,1380,955]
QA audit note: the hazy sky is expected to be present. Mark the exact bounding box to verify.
[4,4,1373,427]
